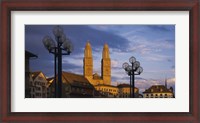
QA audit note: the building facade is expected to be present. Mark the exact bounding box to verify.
[117,84,139,98]
[48,72,96,98]
[25,50,37,98]
[143,85,174,98]
[29,71,49,98]
[62,72,95,98]
[94,84,118,98]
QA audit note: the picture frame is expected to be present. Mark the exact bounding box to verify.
[0,0,199,122]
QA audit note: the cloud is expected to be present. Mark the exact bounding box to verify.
[126,39,174,55]
[26,25,131,76]
[144,54,174,62]
[146,25,175,32]
[111,59,120,68]
[26,25,175,90]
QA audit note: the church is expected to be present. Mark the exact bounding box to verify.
[83,42,118,97]
[83,42,139,98]
[83,41,111,86]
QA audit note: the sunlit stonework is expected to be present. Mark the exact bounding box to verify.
[83,42,111,86]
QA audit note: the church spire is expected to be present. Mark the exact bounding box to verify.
[84,41,92,58]
[101,43,111,85]
[102,43,110,59]
[83,41,93,79]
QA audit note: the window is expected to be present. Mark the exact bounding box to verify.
[36,93,41,96]
[36,87,41,91]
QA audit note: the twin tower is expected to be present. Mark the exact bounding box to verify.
[83,42,111,85]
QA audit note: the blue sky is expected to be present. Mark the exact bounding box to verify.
[25,25,175,93]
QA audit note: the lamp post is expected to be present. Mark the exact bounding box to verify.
[42,25,73,98]
[122,56,143,98]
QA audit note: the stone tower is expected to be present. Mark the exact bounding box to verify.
[83,41,93,80]
[101,43,111,85]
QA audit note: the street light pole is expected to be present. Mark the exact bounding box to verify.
[54,48,57,98]
[57,40,62,98]
[122,56,143,98]
[129,73,132,98]
[131,63,135,98]
[42,25,73,98]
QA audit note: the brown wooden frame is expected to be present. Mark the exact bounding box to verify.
[0,0,199,122]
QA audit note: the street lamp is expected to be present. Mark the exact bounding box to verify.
[42,25,73,98]
[122,56,143,98]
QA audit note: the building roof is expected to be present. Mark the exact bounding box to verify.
[62,72,94,89]
[47,77,54,82]
[143,85,172,94]
[25,50,38,58]
[31,71,42,80]
[46,77,54,87]
[117,84,138,89]
[95,84,118,88]
[117,84,130,88]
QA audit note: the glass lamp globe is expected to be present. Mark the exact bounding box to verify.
[58,33,66,43]
[53,25,63,38]
[42,36,55,52]
[136,67,143,74]
[133,61,140,70]
[129,56,136,64]
[63,39,73,53]
[122,62,129,69]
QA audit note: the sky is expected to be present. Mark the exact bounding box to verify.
[25,25,175,94]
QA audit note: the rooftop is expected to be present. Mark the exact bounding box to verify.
[25,50,38,58]
[62,71,94,89]
[143,85,173,94]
